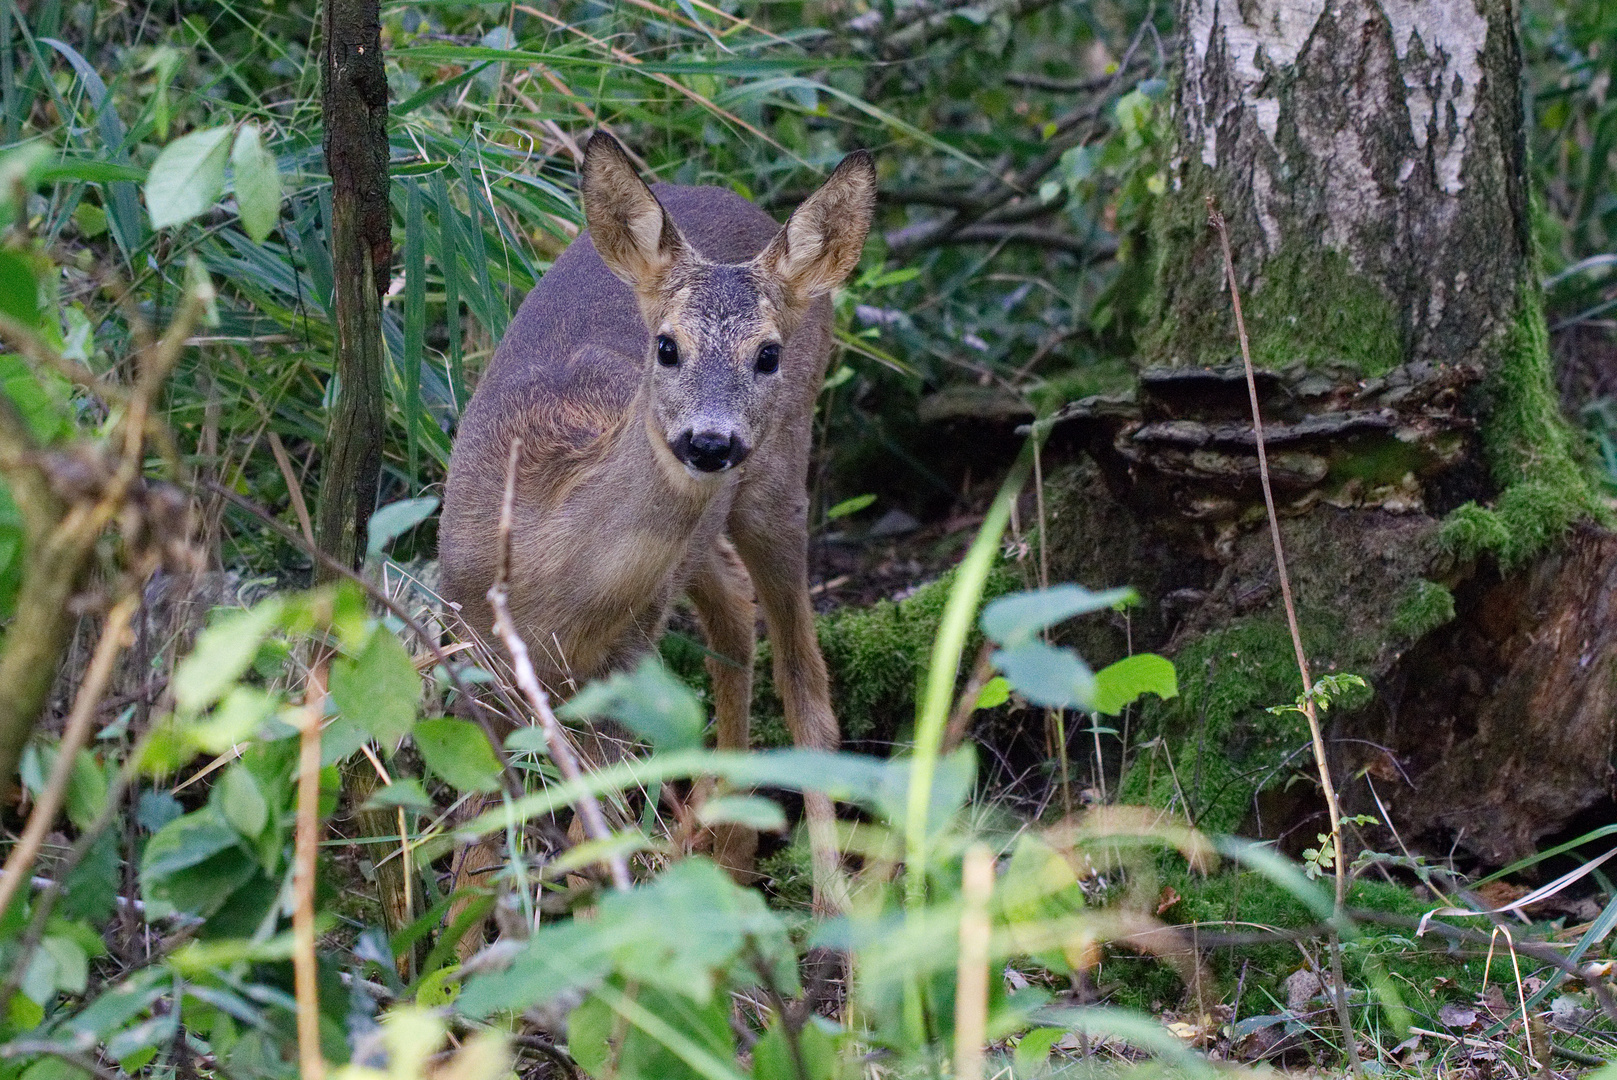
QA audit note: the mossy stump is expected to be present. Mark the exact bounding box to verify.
[1036,0,1617,869]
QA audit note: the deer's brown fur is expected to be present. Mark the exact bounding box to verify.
[439,132,876,908]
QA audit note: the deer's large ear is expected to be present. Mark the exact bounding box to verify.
[582,131,689,295]
[757,149,876,302]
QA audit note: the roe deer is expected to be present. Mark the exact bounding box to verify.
[439,131,876,912]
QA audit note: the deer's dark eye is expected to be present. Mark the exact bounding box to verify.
[655,335,680,367]
[755,343,781,374]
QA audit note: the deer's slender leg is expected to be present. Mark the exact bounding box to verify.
[687,538,759,878]
[688,537,756,753]
[730,505,846,915]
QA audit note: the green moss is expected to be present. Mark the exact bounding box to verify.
[1114,617,1316,830]
[1439,287,1611,568]
[1142,164,1401,375]
[1389,579,1455,640]
[1245,247,1402,376]
[1025,360,1132,418]
[751,561,1026,748]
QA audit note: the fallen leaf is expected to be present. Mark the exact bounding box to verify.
[1439,1003,1479,1030]
[1157,886,1181,916]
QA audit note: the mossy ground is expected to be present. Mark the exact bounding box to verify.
[1103,864,1504,1035]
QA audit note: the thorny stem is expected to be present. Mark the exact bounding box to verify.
[488,438,632,892]
[1208,197,1362,1079]
[294,663,328,1080]
[0,593,139,923]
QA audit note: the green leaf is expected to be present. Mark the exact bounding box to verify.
[414,718,502,793]
[229,123,281,242]
[187,685,279,754]
[0,248,40,326]
[753,1017,838,1080]
[64,751,106,830]
[974,675,1010,711]
[1090,653,1178,716]
[217,764,268,838]
[330,627,422,746]
[174,599,284,715]
[360,778,436,811]
[697,795,786,832]
[141,808,241,880]
[561,657,703,751]
[144,125,233,230]
[825,493,875,520]
[981,585,1136,647]
[366,496,439,560]
[992,640,1096,711]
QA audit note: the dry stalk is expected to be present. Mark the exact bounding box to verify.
[0,592,139,922]
[487,438,631,892]
[294,662,329,1080]
[1207,197,1362,1079]
[953,843,994,1080]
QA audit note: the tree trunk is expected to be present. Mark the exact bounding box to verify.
[1043,0,1613,866]
[316,0,390,576]
[318,0,415,944]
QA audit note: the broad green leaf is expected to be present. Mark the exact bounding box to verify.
[144,125,233,230]
[319,715,369,766]
[974,675,1010,710]
[0,248,40,326]
[992,640,1096,711]
[229,123,280,241]
[64,751,106,830]
[753,1017,837,1080]
[561,657,703,751]
[458,919,616,1019]
[141,808,241,880]
[188,685,279,753]
[360,777,435,811]
[40,934,88,995]
[981,585,1136,647]
[140,808,257,918]
[330,627,422,746]
[366,496,439,559]
[0,352,68,443]
[174,598,284,715]
[218,764,268,839]
[0,144,52,229]
[414,718,502,793]
[1091,653,1178,716]
[697,795,786,832]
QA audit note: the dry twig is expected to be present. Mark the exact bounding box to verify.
[1208,198,1362,1079]
[293,663,329,1080]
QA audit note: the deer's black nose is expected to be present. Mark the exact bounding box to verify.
[672,430,749,472]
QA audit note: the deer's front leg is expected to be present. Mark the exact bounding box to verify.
[687,538,758,877]
[731,500,845,915]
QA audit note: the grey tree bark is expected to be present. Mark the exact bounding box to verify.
[1043,0,1615,865]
